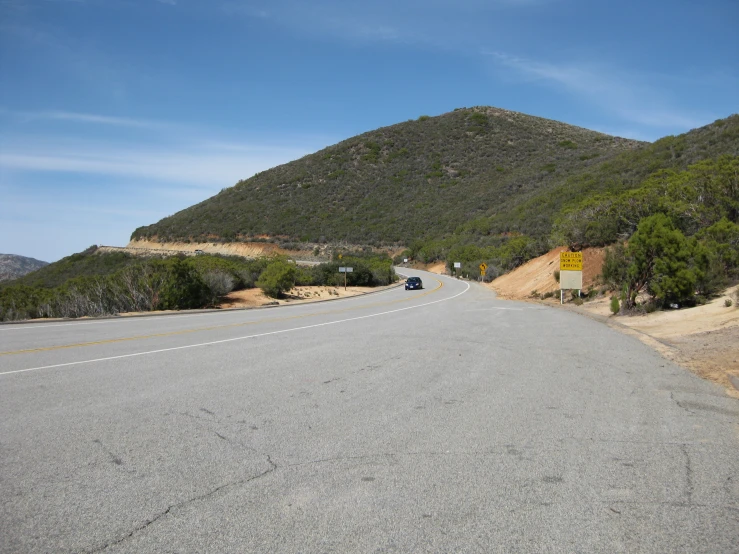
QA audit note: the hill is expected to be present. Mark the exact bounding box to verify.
[131,107,646,247]
[0,254,48,282]
[131,109,739,259]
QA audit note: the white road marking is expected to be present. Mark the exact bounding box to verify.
[0,281,469,376]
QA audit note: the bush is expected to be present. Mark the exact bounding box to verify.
[158,257,210,309]
[553,270,560,282]
[201,270,236,304]
[600,242,628,289]
[610,296,620,315]
[256,260,298,298]
[726,298,734,307]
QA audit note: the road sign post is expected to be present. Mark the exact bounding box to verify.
[454,261,461,278]
[479,263,487,282]
[339,267,353,290]
[559,252,583,304]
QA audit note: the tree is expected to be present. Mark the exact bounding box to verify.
[623,214,704,309]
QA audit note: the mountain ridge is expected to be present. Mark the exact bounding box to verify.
[0,254,49,282]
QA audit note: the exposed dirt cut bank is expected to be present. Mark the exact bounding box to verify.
[124,239,294,258]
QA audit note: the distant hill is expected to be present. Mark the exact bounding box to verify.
[0,254,49,282]
[131,108,738,259]
[131,107,645,246]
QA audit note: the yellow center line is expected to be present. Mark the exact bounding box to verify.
[1,279,443,356]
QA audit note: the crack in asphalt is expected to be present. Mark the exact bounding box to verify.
[86,455,277,553]
[670,392,697,415]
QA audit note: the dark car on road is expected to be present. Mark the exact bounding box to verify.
[405,276,423,290]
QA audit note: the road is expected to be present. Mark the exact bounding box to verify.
[1,270,738,553]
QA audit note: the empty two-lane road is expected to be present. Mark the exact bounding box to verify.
[1,271,738,553]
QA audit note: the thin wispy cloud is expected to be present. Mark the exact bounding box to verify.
[0,140,315,187]
[3,109,171,130]
[486,51,711,132]
[217,1,534,47]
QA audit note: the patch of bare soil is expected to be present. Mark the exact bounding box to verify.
[491,246,605,299]
[488,247,739,397]
[425,262,446,275]
[220,284,393,309]
[602,286,739,398]
[125,239,289,258]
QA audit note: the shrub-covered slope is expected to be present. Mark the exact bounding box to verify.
[131,107,646,245]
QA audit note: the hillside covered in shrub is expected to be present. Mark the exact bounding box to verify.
[131,107,647,247]
[132,109,738,257]
[0,249,396,321]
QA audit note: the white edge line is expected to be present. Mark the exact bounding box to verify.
[0,280,469,376]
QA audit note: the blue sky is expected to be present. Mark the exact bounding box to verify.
[1,0,737,263]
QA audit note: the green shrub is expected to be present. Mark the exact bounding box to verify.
[610,296,620,315]
[726,298,734,307]
[600,243,628,289]
[256,260,298,298]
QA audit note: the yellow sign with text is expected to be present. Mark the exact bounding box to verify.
[560,252,583,271]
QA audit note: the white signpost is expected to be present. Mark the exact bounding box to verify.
[338,267,353,290]
[559,252,583,304]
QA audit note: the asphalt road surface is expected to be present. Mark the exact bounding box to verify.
[1,270,738,553]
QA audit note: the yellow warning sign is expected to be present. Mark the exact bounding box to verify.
[560,252,583,271]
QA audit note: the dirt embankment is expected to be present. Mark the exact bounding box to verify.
[488,248,739,398]
[123,239,306,259]
[492,246,605,299]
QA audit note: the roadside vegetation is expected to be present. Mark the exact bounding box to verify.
[563,156,739,313]
[0,249,396,321]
